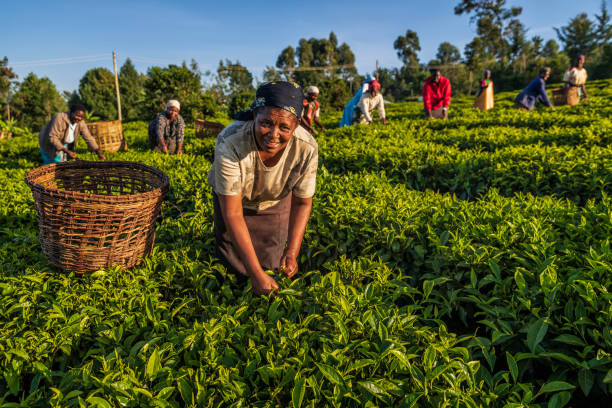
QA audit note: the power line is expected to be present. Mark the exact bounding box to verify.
[11,54,110,67]
[275,64,356,72]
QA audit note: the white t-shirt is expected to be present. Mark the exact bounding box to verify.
[563,68,588,86]
[208,121,318,211]
[65,122,77,144]
[358,92,386,123]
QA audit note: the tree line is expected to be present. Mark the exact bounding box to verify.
[1,0,611,131]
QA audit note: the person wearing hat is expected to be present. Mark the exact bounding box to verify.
[354,80,388,125]
[474,69,494,111]
[339,74,374,127]
[301,86,326,135]
[38,103,106,164]
[148,99,185,155]
[208,81,318,295]
[514,67,554,111]
[423,69,452,119]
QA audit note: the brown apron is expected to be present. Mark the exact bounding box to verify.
[213,193,291,276]
[151,138,178,154]
[426,107,447,119]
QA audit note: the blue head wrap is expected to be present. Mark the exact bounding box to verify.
[234,81,304,121]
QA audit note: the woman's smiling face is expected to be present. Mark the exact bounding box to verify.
[254,106,298,155]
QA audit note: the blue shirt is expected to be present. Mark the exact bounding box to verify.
[515,77,552,110]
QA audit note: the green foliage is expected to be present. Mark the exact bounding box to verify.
[197,94,218,119]
[0,56,18,120]
[434,42,461,65]
[215,60,255,97]
[272,32,357,109]
[119,58,145,121]
[9,73,67,131]
[393,30,421,66]
[143,65,203,122]
[0,79,611,407]
[227,92,254,119]
[454,0,523,61]
[78,67,118,121]
[555,13,598,60]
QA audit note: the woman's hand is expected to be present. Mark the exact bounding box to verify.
[63,148,77,160]
[250,270,279,295]
[280,252,298,278]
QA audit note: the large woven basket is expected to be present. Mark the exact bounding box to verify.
[195,119,225,138]
[552,87,580,107]
[87,120,125,152]
[25,161,169,273]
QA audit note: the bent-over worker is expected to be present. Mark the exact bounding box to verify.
[208,81,318,296]
[423,69,451,119]
[148,99,185,155]
[514,67,553,111]
[38,103,106,164]
[354,80,387,125]
[301,86,326,135]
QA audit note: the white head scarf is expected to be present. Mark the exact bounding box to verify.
[306,86,319,95]
[166,99,180,111]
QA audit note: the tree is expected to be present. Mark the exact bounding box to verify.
[228,92,255,119]
[531,36,544,58]
[554,13,597,59]
[0,57,18,120]
[78,68,117,120]
[595,0,612,53]
[454,0,523,61]
[10,73,67,131]
[540,39,568,83]
[119,58,144,121]
[217,60,254,96]
[393,30,421,66]
[275,46,296,81]
[272,33,357,108]
[143,64,204,121]
[336,42,357,79]
[591,43,612,78]
[542,39,561,59]
[263,66,283,82]
[464,37,489,71]
[436,42,461,65]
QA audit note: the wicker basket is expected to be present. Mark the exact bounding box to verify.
[195,119,225,138]
[552,87,580,107]
[25,161,169,273]
[87,120,125,152]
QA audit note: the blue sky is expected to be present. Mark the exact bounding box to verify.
[3,0,605,92]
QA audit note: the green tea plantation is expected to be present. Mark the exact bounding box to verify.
[0,81,610,407]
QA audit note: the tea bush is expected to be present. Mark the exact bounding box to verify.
[0,80,610,407]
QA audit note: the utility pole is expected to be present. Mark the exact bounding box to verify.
[112,51,128,150]
[112,51,122,122]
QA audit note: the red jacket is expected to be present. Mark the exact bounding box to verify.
[423,76,451,110]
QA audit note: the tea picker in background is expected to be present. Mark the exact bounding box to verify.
[301,86,326,135]
[354,79,388,125]
[474,69,494,111]
[209,81,318,296]
[423,68,452,119]
[514,67,554,111]
[148,99,185,155]
[563,55,588,103]
[339,74,374,127]
[38,103,106,164]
